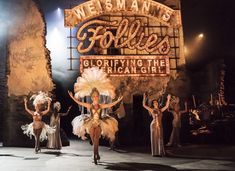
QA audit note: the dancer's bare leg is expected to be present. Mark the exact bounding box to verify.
[33,129,38,153]
[94,126,101,161]
[89,127,97,164]
[36,128,42,152]
[33,128,42,153]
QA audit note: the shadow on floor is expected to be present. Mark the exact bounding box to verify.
[166,145,235,161]
[0,154,24,158]
[42,151,91,157]
[109,148,129,154]
[99,162,178,171]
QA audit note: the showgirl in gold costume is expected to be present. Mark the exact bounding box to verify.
[143,93,171,156]
[69,67,123,164]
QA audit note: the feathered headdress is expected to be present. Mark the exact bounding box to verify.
[74,67,115,99]
[30,91,52,106]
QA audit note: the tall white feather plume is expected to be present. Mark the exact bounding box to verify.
[74,67,116,99]
[30,91,52,106]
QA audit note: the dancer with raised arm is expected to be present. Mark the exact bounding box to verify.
[166,97,188,147]
[21,91,55,153]
[47,102,72,150]
[69,67,123,164]
[143,93,171,157]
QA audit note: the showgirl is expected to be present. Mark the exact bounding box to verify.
[21,91,56,153]
[69,67,123,164]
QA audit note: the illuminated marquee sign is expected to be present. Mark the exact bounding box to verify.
[80,55,170,76]
[76,18,170,54]
[64,0,181,76]
[64,0,180,28]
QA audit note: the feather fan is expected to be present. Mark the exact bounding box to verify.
[30,91,52,106]
[74,67,115,99]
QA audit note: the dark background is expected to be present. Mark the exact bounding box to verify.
[181,0,235,103]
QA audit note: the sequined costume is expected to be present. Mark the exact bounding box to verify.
[72,104,118,142]
[168,111,181,146]
[150,109,165,156]
[21,112,56,142]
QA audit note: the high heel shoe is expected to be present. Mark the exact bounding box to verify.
[94,155,98,165]
[35,147,41,154]
[166,143,172,147]
[35,147,38,154]
[97,154,100,160]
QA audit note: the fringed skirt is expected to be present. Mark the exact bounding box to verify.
[72,114,118,142]
[21,122,56,142]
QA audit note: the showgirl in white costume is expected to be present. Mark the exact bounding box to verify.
[69,67,123,164]
[21,91,56,153]
[47,102,72,150]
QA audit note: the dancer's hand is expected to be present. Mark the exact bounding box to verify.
[67,106,72,115]
[118,96,123,102]
[24,98,27,103]
[47,99,51,104]
[167,94,171,100]
[143,93,147,105]
[143,93,147,100]
[68,105,72,111]
[68,91,73,97]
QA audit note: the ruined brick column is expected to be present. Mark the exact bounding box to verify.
[4,0,54,146]
[0,44,7,142]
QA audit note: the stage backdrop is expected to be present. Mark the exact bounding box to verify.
[63,0,190,145]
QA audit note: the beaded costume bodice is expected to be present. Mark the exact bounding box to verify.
[90,104,102,125]
[33,111,42,121]
[152,108,162,126]
[173,111,180,121]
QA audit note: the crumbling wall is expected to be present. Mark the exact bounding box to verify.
[0,46,7,141]
[4,0,54,146]
[7,0,54,96]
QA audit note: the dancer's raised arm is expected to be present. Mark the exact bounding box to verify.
[68,91,91,109]
[59,106,72,117]
[42,99,52,115]
[142,93,153,114]
[24,98,34,115]
[180,102,188,114]
[101,96,123,109]
[161,94,171,112]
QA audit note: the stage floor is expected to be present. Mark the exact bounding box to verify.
[0,140,235,171]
